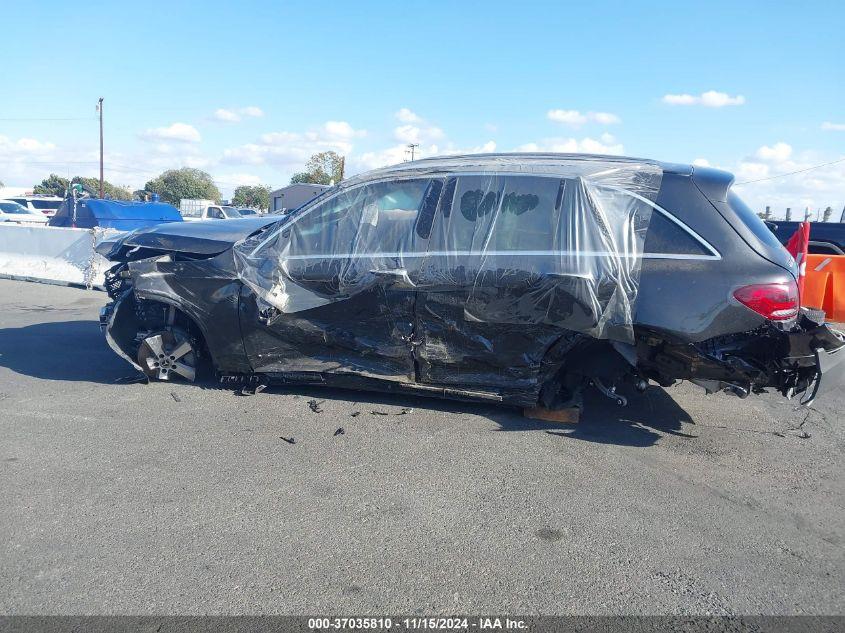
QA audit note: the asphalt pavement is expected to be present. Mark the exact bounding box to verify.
[0,278,842,615]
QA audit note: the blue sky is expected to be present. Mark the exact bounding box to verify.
[1,0,842,216]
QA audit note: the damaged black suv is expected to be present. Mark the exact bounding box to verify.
[97,154,844,409]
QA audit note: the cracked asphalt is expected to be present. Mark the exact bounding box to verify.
[0,279,842,615]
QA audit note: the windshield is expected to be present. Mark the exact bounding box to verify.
[0,202,30,214]
[30,200,61,210]
[222,206,242,218]
[238,208,257,215]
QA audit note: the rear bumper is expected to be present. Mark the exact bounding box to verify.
[806,343,845,405]
[640,310,845,405]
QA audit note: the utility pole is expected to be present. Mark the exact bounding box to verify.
[97,97,104,198]
[406,143,419,162]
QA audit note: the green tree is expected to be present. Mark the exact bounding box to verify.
[70,176,131,200]
[290,151,344,185]
[823,206,833,222]
[144,168,221,206]
[232,185,271,210]
[33,174,70,196]
[33,173,131,199]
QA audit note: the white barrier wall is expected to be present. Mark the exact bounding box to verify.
[0,223,118,289]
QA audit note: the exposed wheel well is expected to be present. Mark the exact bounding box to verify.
[119,295,214,377]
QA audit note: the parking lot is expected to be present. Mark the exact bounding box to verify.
[0,277,842,615]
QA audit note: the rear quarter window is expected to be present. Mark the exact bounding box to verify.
[728,191,786,253]
[642,210,713,257]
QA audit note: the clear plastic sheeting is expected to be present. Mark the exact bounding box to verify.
[233,154,664,343]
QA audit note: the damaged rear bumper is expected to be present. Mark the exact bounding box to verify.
[807,340,845,404]
[639,309,845,405]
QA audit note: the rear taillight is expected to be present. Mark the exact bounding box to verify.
[733,281,799,321]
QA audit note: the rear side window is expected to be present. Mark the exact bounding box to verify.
[433,175,561,252]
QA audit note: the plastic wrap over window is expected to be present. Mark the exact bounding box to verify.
[233,155,664,342]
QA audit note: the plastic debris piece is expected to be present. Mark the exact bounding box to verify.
[308,399,324,413]
[350,411,361,417]
[370,408,413,416]
[114,373,148,385]
[280,436,296,444]
[334,427,345,436]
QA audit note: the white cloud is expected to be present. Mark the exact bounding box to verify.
[139,122,201,143]
[222,120,366,169]
[0,136,56,154]
[213,106,265,123]
[395,108,422,124]
[662,90,745,107]
[218,173,263,187]
[547,109,621,127]
[692,158,711,167]
[391,110,444,145]
[322,120,366,139]
[214,109,241,122]
[821,121,845,131]
[484,123,498,133]
[731,143,845,218]
[755,142,792,162]
[351,140,498,174]
[591,112,621,125]
[514,136,624,155]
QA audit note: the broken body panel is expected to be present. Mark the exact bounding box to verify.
[97,154,845,409]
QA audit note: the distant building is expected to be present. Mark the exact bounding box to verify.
[269,183,330,213]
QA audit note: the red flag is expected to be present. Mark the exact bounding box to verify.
[785,221,810,299]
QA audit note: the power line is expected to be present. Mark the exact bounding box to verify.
[735,156,845,184]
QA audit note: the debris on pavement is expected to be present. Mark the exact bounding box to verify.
[308,399,324,413]
[236,383,267,396]
[350,411,361,417]
[170,392,181,402]
[114,374,148,385]
[370,408,413,416]
[279,436,296,445]
[334,427,345,436]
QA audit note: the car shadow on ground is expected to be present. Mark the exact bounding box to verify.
[538,386,695,447]
[216,381,695,448]
[0,320,695,447]
[0,320,131,384]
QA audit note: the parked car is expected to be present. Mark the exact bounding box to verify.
[4,195,63,217]
[182,204,244,222]
[0,200,49,224]
[96,154,844,409]
[766,220,845,255]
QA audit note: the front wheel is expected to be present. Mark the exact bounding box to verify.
[137,329,197,382]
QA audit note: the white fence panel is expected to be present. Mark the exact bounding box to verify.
[0,224,118,289]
